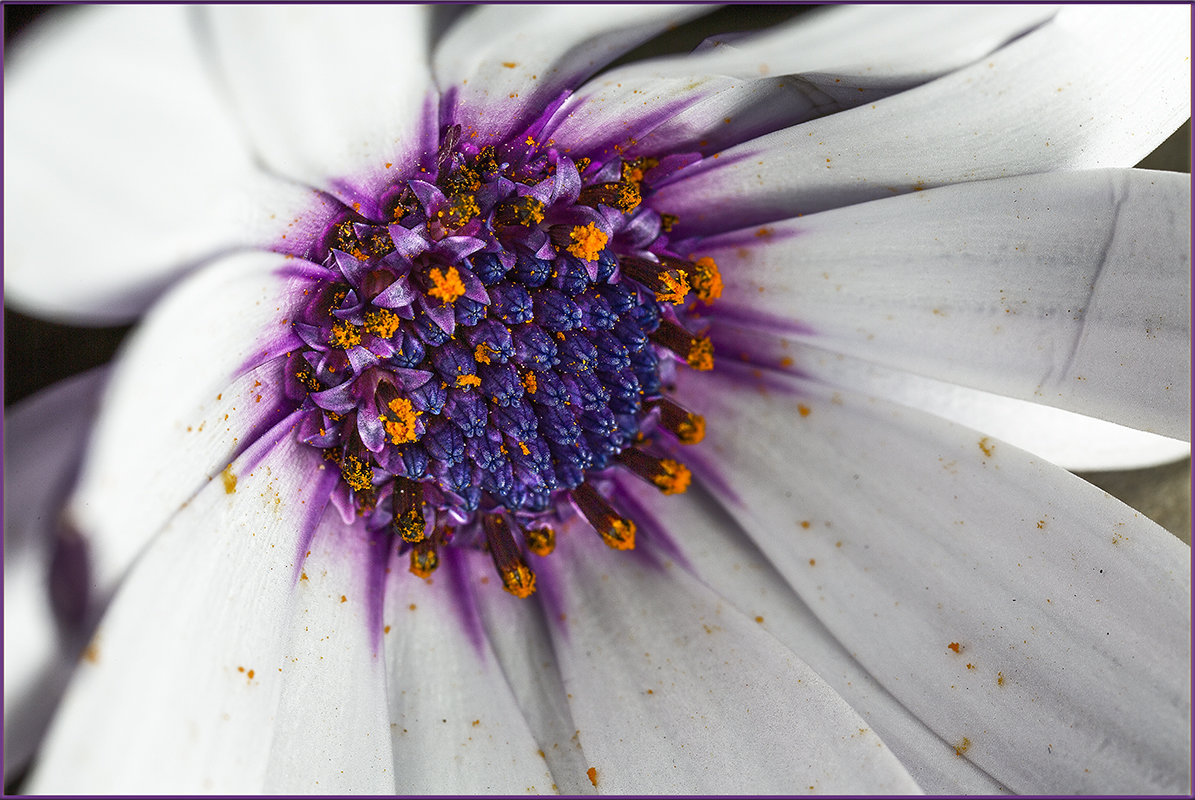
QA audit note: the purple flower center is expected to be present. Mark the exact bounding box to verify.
[286,123,722,597]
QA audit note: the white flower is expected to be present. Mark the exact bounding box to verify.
[4,4,1190,794]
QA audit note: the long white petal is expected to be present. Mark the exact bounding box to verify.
[3,5,322,324]
[713,328,1191,471]
[612,476,1008,793]
[654,5,1191,233]
[433,5,709,146]
[703,168,1191,439]
[549,5,1057,158]
[27,422,349,792]
[67,252,325,607]
[201,5,438,219]
[2,370,106,778]
[540,516,922,794]
[383,550,555,793]
[676,366,1191,794]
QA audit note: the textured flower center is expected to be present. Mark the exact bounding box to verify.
[288,125,721,597]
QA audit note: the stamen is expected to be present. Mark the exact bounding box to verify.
[650,318,714,371]
[494,196,546,227]
[560,222,608,261]
[392,477,426,543]
[650,397,705,445]
[619,256,690,305]
[409,538,439,578]
[427,266,467,304]
[340,452,374,493]
[379,394,422,445]
[438,194,480,228]
[364,308,402,338]
[483,514,537,598]
[690,257,723,302]
[294,357,322,393]
[523,524,555,556]
[329,320,362,349]
[578,181,641,213]
[571,483,636,550]
[617,448,692,495]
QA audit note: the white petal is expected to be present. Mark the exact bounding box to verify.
[713,328,1191,471]
[654,5,1191,233]
[67,252,325,604]
[3,5,323,324]
[703,168,1191,440]
[676,366,1191,794]
[541,517,922,794]
[383,549,555,793]
[549,5,1057,158]
[262,513,395,794]
[202,6,438,218]
[612,476,1008,794]
[433,5,710,145]
[28,421,347,792]
[2,370,107,778]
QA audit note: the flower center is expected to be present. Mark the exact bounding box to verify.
[287,125,721,597]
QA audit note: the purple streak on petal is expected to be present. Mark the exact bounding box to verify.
[703,303,817,340]
[528,548,569,642]
[610,475,691,573]
[291,468,344,587]
[362,528,394,654]
[441,546,487,656]
[543,95,696,164]
[268,188,354,263]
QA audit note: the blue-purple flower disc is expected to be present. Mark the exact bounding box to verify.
[285,124,722,597]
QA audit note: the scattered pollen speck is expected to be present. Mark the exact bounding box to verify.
[384,625,391,634]
[247,669,255,679]
[997,671,1005,687]
[587,767,599,788]
[797,404,811,417]
[222,465,238,494]
[966,663,975,670]
[799,520,811,529]
[755,615,764,624]
[472,719,481,727]
[808,558,816,566]
[300,572,309,581]
[978,437,995,458]
[340,595,347,603]
[954,737,972,757]
[948,642,961,653]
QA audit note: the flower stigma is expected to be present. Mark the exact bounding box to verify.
[287,120,721,597]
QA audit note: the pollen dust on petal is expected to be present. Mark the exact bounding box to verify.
[222,465,238,494]
[977,437,995,458]
[586,767,599,788]
[953,736,972,757]
[947,642,961,653]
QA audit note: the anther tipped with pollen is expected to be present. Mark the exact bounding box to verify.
[409,538,439,578]
[483,514,537,598]
[523,524,556,556]
[650,397,706,445]
[578,180,641,213]
[571,483,636,551]
[392,477,426,543]
[619,256,690,305]
[617,448,692,495]
[690,257,723,302]
[651,318,714,371]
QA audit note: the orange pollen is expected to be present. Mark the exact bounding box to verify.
[566,222,608,261]
[652,459,691,495]
[677,413,706,445]
[381,397,422,444]
[363,308,401,338]
[655,269,689,305]
[329,320,362,349]
[409,542,439,578]
[521,371,538,394]
[500,562,537,598]
[524,526,555,556]
[456,374,482,389]
[602,518,636,551]
[473,343,493,364]
[691,257,723,302]
[687,337,714,371]
[427,266,467,303]
[340,453,373,492]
